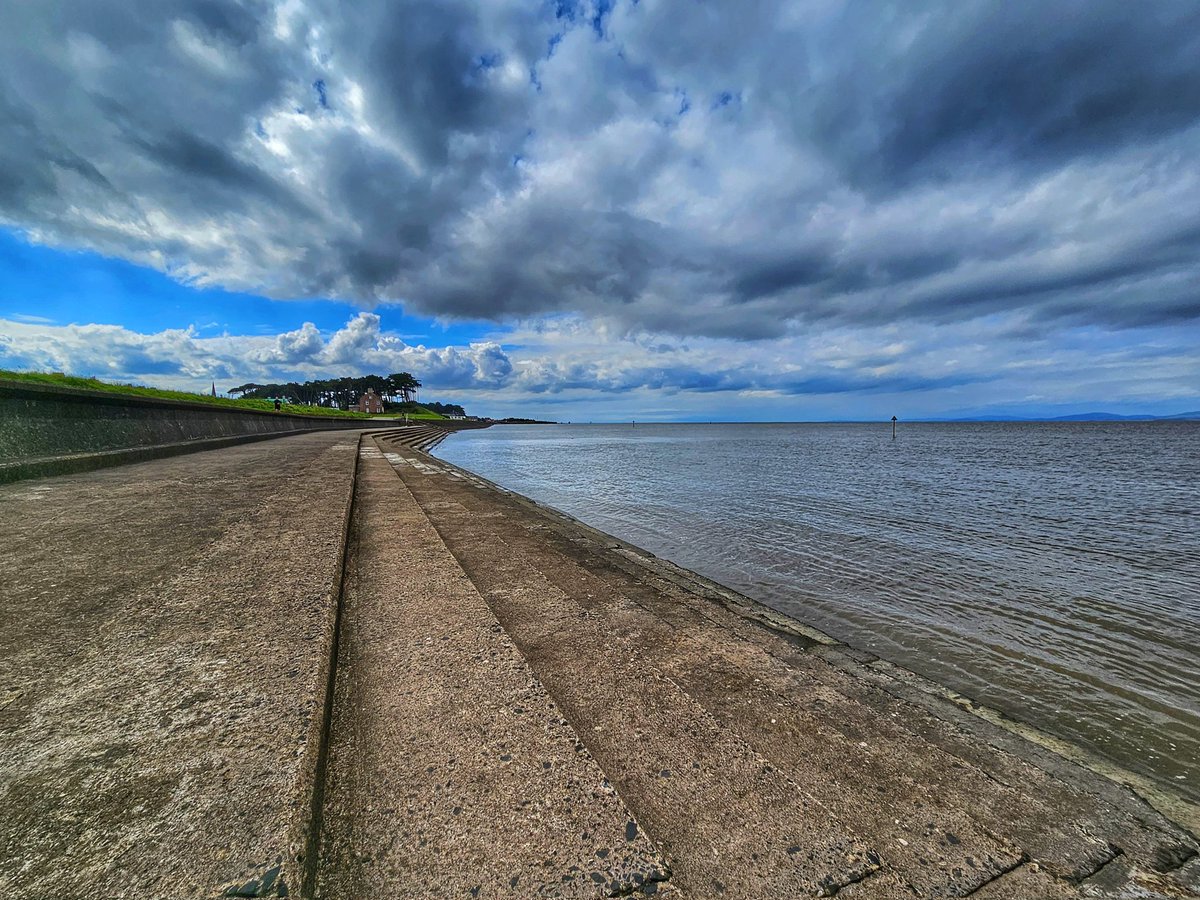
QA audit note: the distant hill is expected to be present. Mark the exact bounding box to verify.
[1048,411,1200,421]
[926,411,1200,422]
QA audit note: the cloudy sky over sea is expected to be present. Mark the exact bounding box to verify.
[1,1,1198,420]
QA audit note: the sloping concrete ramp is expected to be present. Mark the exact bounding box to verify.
[363,432,1199,899]
[0,427,1196,898]
[315,444,670,897]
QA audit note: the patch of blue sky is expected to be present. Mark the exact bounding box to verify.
[590,0,613,35]
[711,91,741,112]
[548,0,610,43]
[0,229,497,347]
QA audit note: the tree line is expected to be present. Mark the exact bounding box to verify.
[227,372,464,415]
[419,400,468,417]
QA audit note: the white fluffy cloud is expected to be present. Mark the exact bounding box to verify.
[0,313,512,391]
[3,312,1197,419]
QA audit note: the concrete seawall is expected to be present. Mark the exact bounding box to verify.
[1,426,1197,898]
[0,379,366,483]
[0,430,368,898]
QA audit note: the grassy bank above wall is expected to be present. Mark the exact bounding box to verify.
[0,371,447,420]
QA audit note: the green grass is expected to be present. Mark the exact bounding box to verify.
[390,401,448,421]
[0,370,372,418]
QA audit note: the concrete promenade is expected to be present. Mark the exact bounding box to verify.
[1,429,1197,898]
[0,430,361,898]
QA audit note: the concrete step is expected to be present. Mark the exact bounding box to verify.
[503,517,1189,878]
[313,439,673,898]
[381,452,890,898]
[377,439,1200,900]
[371,425,453,454]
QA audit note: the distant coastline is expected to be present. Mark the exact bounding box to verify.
[917,411,1200,422]
[537,414,1200,425]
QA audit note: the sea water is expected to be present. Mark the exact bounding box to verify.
[435,422,1200,804]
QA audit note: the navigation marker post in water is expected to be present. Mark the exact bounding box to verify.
[892,415,898,439]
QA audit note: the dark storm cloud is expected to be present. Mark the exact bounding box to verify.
[0,95,109,207]
[2,0,1199,339]
[732,254,836,302]
[812,3,1200,189]
[323,2,537,167]
[127,129,307,213]
[514,355,991,397]
[415,205,677,318]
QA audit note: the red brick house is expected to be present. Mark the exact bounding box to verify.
[355,388,383,414]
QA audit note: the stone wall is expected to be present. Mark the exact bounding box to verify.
[0,379,366,482]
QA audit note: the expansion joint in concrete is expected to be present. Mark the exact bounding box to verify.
[297,431,363,900]
[960,853,1032,896]
[1070,845,1124,885]
[1162,845,1200,874]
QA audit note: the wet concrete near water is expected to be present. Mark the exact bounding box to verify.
[1,427,1197,898]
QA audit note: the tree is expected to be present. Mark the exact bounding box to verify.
[386,372,422,403]
[224,372,452,413]
[423,401,466,417]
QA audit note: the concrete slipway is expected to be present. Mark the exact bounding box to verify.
[0,428,1196,898]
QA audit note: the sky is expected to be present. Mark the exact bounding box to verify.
[1,0,1198,421]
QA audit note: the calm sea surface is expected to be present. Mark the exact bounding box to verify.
[434,422,1200,805]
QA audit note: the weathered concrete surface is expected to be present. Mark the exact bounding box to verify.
[315,445,672,898]
[0,430,364,898]
[372,433,1199,899]
[3,425,1197,898]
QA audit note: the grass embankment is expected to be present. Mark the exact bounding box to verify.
[389,401,449,421]
[0,371,447,420]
